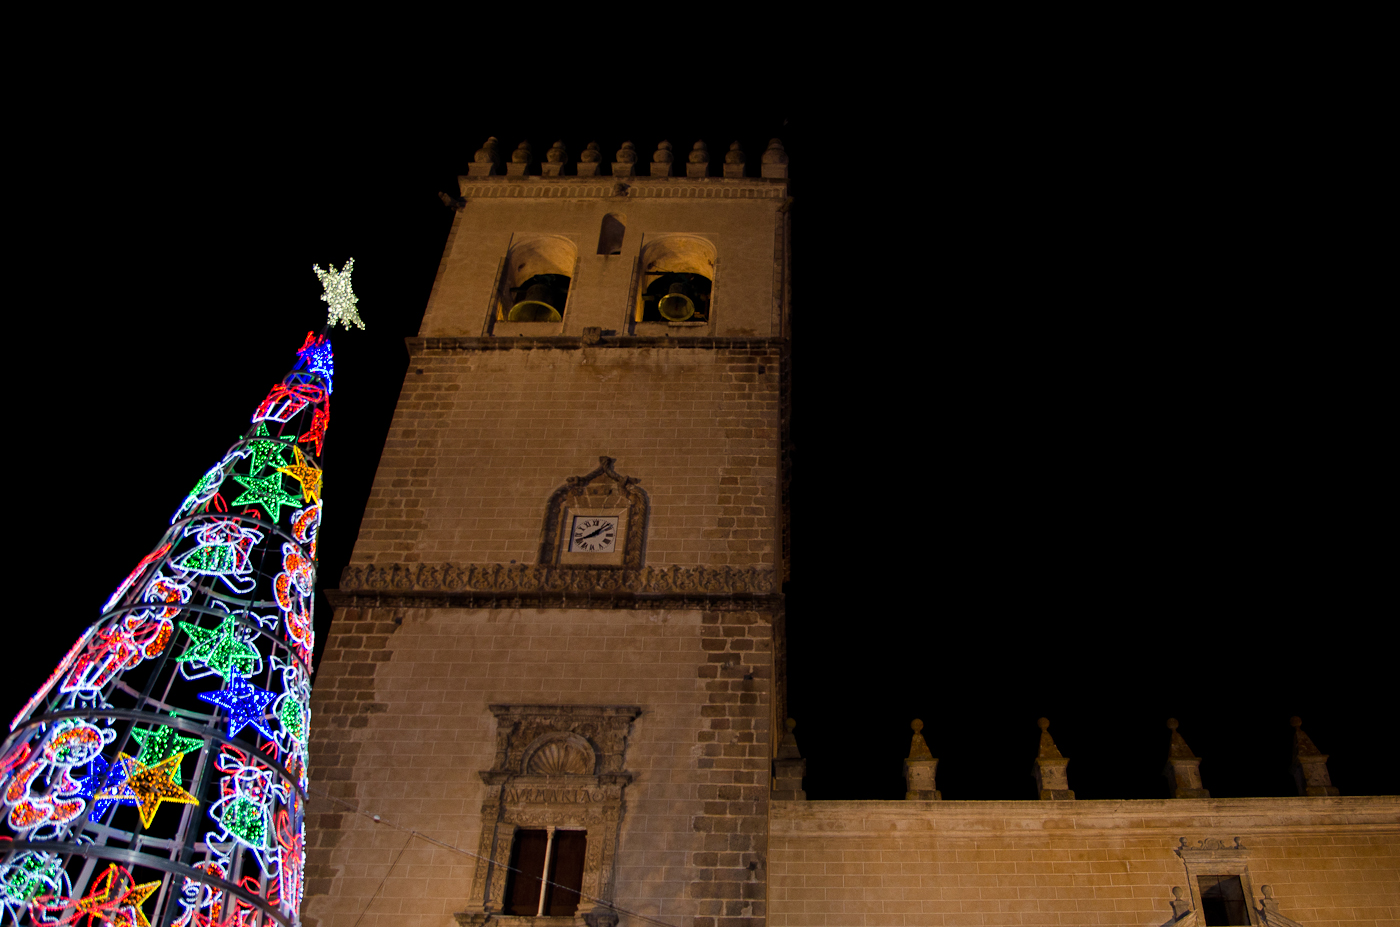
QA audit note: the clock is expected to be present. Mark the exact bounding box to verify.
[557,505,629,566]
[570,515,619,553]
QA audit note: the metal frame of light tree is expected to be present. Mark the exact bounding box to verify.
[0,261,363,927]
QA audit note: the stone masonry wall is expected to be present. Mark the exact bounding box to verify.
[693,608,773,927]
[769,798,1400,927]
[303,603,773,927]
[351,344,780,569]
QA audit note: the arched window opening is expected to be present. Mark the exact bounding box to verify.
[597,213,625,255]
[495,236,577,324]
[633,236,716,327]
[641,272,712,322]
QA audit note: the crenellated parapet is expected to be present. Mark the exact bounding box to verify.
[461,136,789,181]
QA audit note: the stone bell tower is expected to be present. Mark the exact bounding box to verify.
[303,136,791,927]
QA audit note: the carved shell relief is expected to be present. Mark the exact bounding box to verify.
[525,734,595,776]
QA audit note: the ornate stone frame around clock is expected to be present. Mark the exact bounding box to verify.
[539,457,649,569]
[455,704,641,927]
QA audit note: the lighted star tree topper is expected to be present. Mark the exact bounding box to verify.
[0,264,364,927]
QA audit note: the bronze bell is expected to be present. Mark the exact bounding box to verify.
[508,283,563,322]
[657,282,695,321]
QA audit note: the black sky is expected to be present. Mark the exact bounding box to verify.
[9,91,1391,803]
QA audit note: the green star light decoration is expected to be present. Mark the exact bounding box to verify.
[176,616,260,679]
[244,422,296,475]
[131,724,203,781]
[314,258,365,330]
[230,470,303,521]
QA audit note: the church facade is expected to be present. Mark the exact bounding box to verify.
[302,138,1399,927]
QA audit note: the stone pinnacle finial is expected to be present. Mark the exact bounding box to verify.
[1166,718,1196,758]
[1036,718,1064,759]
[904,718,940,800]
[908,719,933,760]
[772,717,806,800]
[468,137,503,176]
[686,140,710,177]
[1290,716,1340,796]
[1033,717,1073,800]
[1163,718,1209,798]
[612,141,638,178]
[1170,886,1191,918]
[541,140,570,177]
[761,138,789,178]
[723,140,745,177]
[577,142,604,177]
[506,141,533,177]
[1291,717,1320,754]
[651,140,674,177]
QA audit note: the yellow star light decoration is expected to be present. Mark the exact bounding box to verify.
[277,446,324,503]
[102,753,200,828]
[314,258,365,330]
[34,863,160,927]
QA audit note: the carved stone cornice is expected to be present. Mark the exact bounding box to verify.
[406,335,786,355]
[332,563,779,610]
[456,176,786,199]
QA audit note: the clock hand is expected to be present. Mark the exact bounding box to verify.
[579,525,609,540]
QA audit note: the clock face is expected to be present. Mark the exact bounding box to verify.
[570,515,618,553]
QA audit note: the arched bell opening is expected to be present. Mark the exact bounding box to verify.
[641,272,712,322]
[634,236,716,325]
[496,236,578,324]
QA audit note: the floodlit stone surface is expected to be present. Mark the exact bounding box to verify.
[770,797,1400,926]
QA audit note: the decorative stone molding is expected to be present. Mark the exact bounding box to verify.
[406,335,786,356]
[538,457,648,570]
[332,562,779,611]
[455,178,788,200]
[456,705,640,927]
[1174,837,1260,926]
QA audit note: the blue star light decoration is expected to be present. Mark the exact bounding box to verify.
[297,336,335,393]
[313,258,364,331]
[74,755,139,818]
[198,674,279,741]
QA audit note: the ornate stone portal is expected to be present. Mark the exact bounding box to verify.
[456,705,641,927]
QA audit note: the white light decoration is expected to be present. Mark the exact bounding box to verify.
[313,258,365,330]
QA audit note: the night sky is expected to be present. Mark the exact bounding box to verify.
[10,97,1391,805]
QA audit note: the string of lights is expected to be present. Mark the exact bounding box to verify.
[0,263,358,927]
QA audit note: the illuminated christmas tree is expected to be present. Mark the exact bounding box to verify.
[0,261,360,927]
